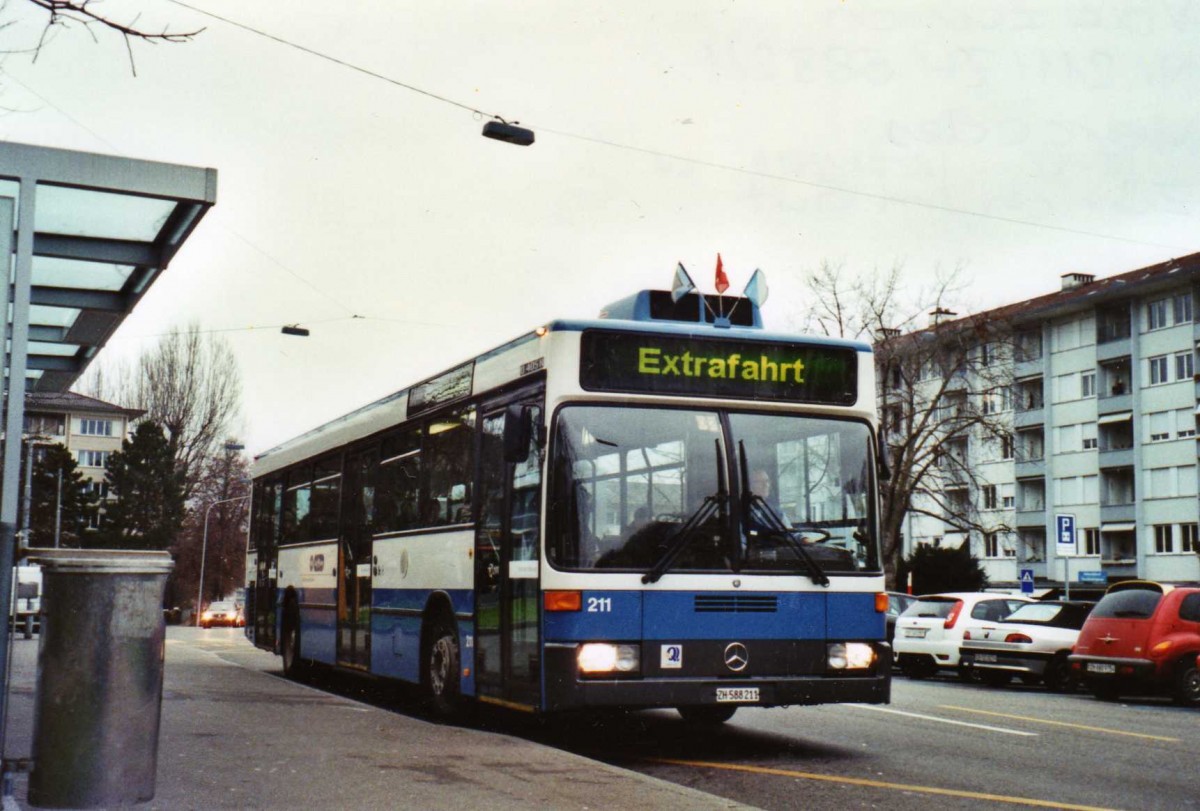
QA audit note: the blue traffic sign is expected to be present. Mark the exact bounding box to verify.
[1055,514,1076,554]
[1019,568,1035,594]
[1077,570,1108,585]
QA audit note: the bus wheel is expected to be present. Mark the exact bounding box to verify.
[281,605,307,680]
[424,617,462,719]
[677,705,737,726]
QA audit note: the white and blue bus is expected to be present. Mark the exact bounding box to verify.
[246,287,891,722]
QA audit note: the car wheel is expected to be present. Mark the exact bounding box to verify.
[677,705,738,726]
[899,657,936,679]
[1170,660,1200,707]
[423,616,462,719]
[980,670,1012,688]
[1043,654,1074,693]
[958,664,983,684]
[280,604,308,680]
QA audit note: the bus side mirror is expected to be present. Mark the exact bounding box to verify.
[504,405,539,463]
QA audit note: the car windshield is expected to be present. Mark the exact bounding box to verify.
[208,602,236,612]
[546,405,879,574]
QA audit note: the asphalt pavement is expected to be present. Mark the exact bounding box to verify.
[1,627,750,810]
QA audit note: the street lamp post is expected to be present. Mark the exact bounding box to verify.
[196,494,249,627]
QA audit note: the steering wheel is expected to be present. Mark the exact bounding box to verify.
[792,527,832,544]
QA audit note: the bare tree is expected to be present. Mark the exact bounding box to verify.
[801,264,1015,588]
[79,324,243,501]
[13,0,202,74]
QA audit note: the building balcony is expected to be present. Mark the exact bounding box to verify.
[1015,508,1046,528]
[1013,358,1043,379]
[1095,336,1133,362]
[1014,458,1045,479]
[1098,447,1135,468]
[1097,392,1133,413]
[1013,408,1044,429]
[1100,502,1136,524]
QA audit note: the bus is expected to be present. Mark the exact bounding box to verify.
[245,286,891,722]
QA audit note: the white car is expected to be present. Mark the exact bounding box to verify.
[894,592,1034,680]
[958,600,1095,691]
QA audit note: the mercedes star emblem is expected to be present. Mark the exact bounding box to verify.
[724,642,749,672]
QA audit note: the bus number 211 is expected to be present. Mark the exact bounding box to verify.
[587,597,612,613]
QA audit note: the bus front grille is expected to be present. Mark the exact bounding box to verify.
[694,595,778,613]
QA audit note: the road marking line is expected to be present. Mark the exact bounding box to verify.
[646,758,1121,811]
[939,706,1180,743]
[848,703,1038,736]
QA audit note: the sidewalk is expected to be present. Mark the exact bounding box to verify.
[2,628,748,810]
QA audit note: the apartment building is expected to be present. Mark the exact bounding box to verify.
[23,392,144,528]
[886,254,1200,587]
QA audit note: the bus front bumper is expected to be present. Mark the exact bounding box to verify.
[542,643,891,711]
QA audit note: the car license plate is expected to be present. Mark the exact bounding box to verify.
[974,653,998,663]
[715,687,759,703]
[1087,662,1116,674]
[904,628,927,638]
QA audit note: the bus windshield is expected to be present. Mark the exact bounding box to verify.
[549,405,879,574]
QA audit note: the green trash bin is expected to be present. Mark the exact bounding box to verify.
[27,549,173,808]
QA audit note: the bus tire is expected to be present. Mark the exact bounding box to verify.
[280,602,308,680]
[677,705,737,726]
[423,616,462,719]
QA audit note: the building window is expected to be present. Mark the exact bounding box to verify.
[24,414,66,436]
[1149,355,1169,385]
[1174,292,1193,324]
[1147,298,1169,330]
[1083,528,1100,556]
[1081,372,1096,398]
[1148,411,1171,442]
[1182,523,1199,553]
[87,481,109,500]
[1175,351,1194,381]
[1082,423,1098,450]
[984,532,1000,558]
[79,419,114,437]
[982,484,997,510]
[1000,483,1015,509]
[77,450,109,468]
[1154,524,1173,554]
[1055,423,1082,453]
[1176,409,1196,439]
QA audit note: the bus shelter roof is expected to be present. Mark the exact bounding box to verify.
[1,141,217,393]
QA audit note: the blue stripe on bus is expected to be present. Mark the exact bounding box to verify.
[296,587,337,664]
[543,591,885,641]
[369,588,474,689]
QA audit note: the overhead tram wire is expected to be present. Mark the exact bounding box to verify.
[166,1,1186,253]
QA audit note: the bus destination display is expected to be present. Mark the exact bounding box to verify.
[580,330,858,405]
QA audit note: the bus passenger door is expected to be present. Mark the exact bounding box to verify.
[475,397,543,708]
[339,449,375,669]
[254,478,281,650]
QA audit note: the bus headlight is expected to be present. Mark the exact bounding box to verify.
[827,642,875,670]
[578,643,640,675]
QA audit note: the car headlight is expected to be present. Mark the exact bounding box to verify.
[827,642,876,670]
[578,643,640,675]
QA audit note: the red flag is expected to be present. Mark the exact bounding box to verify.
[714,253,729,294]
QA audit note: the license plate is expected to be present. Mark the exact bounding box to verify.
[974,653,998,663]
[904,628,927,638]
[1087,662,1116,674]
[715,687,759,703]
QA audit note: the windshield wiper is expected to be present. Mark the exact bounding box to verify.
[642,439,728,584]
[737,442,829,587]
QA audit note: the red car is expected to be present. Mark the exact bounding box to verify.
[1068,581,1200,706]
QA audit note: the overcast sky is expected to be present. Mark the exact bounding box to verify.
[2,1,1197,454]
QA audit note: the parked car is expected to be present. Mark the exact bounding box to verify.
[885,592,917,648]
[1068,581,1200,706]
[894,592,1034,680]
[958,600,1095,691]
[200,601,245,629]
